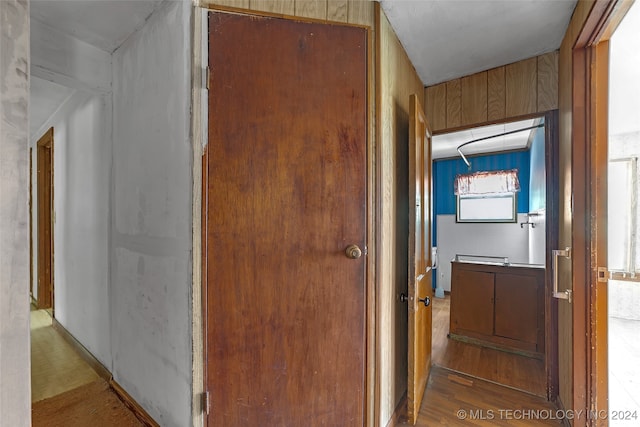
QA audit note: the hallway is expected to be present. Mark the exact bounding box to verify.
[30,307,143,426]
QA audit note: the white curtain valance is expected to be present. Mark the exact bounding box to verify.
[454,169,520,195]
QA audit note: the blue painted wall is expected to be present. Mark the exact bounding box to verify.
[529,126,546,211]
[433,150,531,215]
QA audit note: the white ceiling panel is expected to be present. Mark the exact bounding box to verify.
[31,0,164,52]
[379,0,577,86]
[432,118,539,159]
[30,76,75,138]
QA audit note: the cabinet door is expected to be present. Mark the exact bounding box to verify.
[494,273,539,344]
[450,270,494,336]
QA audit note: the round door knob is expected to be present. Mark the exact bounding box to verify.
[345,244,362,259]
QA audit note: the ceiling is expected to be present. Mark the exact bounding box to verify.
[29,0,576,155]
[31,0,163,53]
[379,0,577,86]
[432,118,540,160]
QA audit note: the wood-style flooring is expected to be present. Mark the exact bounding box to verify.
[431,294,547,397]
[30,307,149,426]
[30,307,100,402]
[399,366,562,426]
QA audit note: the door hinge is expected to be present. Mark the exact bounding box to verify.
[597,267,610,283]
[206,66,211,90]
[203,390,210,415]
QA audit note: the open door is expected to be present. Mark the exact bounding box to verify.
[36,128,54,309]
[407,94,433,424]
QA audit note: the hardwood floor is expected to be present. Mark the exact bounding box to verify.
[431,294,546,397]
[399,367,562,426]
[31,307,100,402]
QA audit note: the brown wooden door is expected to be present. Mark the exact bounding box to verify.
[204,11,367,426]
[37,128,54,309]
[407,94,432,424]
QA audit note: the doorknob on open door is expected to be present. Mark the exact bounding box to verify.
[345,245,362,259]
[419,296,431,307]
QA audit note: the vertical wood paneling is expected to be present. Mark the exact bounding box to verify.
[377,6,425,425]
[210,0,250,8]
[295,0,327,19]
[425,83,446,132]
[446,79,462,128]
[327,0,348,22]
[505,57,537,117]
[461,72,487,125]
[537,51,559,112]
[249,0,295,14]
[348,0,373,26]
[487,66,506,121]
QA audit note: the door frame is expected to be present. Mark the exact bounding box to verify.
[570,0,634,422]
[36,127,54,310]
[196,6,376,426]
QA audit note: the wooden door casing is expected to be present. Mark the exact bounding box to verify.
[407,94,433,424]
[36,128,54,309]
[205,11,367,426]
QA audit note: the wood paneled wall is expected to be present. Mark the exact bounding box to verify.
[376,4,424,426]
[206,0,373,25]
[425,52,559,133]
[557,0,596,417]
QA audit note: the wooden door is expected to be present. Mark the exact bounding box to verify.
[36,128,54,309]
[407,94,433,424]
[205,12,367,426]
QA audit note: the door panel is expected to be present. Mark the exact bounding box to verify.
[205,12,367,426]
[450,270,494,337]
[407,94,432,424]
[37,128,54,309]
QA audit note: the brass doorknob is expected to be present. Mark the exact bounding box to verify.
[345,244,362,259]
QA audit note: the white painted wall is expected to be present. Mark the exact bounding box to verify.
[111,1,192,425]
[30,90,113,367]
[30,13,114,370]
[0,0,31,425]
[528,211,546,265]
[436,214,530,291]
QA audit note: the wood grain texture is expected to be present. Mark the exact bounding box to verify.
[505,57,537,117]
[461,72,488,125]
[487,66,506,121]
[537,51,559,112]
[36,128,54,309]
[407,94,432,424]
[446,79,462,128]
[207,12,367,425]
[376,6,425,425]
[295,0,326,19]
[208,0,250,8]
[249,0,295,14]
[425,83,446,132]
[431,295,547,397]
[397,366,557,426]
[348,0,373,26]
[327,0,348,22]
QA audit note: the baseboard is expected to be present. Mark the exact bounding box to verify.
[109,379,160,427]
[51,318,159,426]
[51,318,111,381]
[385,391,408,427]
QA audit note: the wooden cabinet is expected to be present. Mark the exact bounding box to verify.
[450,261,545,357]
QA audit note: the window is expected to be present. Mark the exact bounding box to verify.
[455,170,519,223]
[608,157,639,274]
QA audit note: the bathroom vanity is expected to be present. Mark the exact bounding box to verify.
[449,258,545,358]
